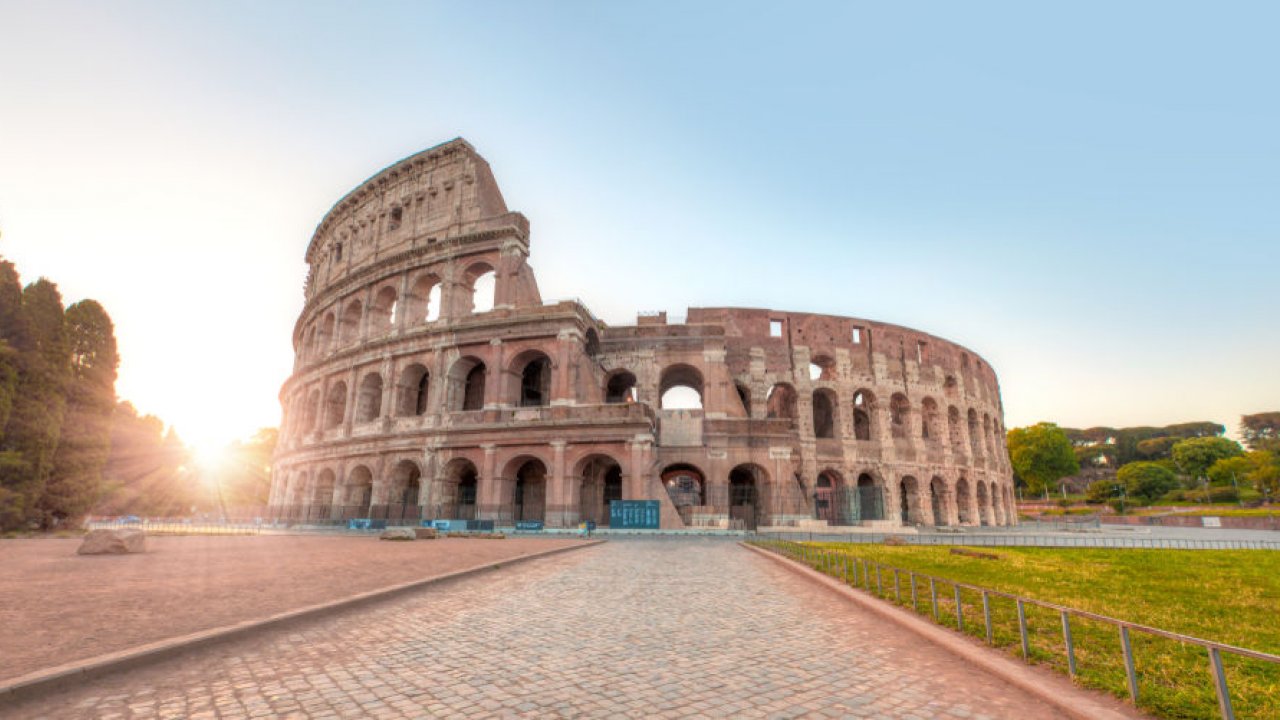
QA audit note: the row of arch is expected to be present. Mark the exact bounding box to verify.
[299,262,497,362]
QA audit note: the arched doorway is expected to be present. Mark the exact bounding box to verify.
[900,476,922,525]
[930,476,948,526]
[387,460,421,521]
[814,470,847,524]
[856,473,884,522]
[661,463,705,527]
[976,481,990,526]
[579,455,623,526]
[513,458,547,523]
[729,464,767,530]
[439,459,478,520]
[956,477,975,525]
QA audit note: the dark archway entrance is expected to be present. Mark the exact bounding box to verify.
[856,473,884,522]
[661,463,705,527]
[729,464,765,531]
[579,455,623,526]
[513,459,547,523]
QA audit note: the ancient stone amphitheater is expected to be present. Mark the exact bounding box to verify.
[269,139,1016,530]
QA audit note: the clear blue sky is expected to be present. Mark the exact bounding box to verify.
[1,1,1276,447]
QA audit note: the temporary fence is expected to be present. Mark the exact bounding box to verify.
[752,539,1280,720]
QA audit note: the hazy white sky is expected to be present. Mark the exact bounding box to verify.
[1,1,1276,449]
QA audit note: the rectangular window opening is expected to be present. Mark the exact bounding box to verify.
[769,320,783,338]
[851,327,862,344]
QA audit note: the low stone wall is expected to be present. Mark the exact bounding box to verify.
[1102,514,1280,531]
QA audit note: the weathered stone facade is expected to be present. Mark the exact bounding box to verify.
[269,139,1016,529]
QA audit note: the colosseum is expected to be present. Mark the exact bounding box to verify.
[269,138,1016,530]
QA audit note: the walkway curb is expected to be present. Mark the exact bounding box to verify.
[0,538,605,706]
[741,542,1146,720]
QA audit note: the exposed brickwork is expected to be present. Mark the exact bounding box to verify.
[270,139,1015,530]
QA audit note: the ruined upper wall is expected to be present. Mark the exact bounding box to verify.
[303,139,529,299]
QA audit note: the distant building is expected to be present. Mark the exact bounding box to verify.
[268,139,1015,529]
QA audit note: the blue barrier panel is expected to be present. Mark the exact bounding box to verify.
[515,521,544,531]
[610,500,660,529]
[468,520,495,531]
[347,518,386,530]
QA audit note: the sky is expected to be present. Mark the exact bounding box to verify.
[0,1,1276,450]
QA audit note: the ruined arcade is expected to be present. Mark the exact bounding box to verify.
[269,139,1015,530]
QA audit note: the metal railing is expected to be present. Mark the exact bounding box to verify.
[755,530,1280,550]
[84,519,262,535]
[752,539,1280,720]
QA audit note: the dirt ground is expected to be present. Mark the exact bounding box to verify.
[0,533,584,683]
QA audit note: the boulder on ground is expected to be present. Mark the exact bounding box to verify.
[78,528,146,555]
[379,528,416,541]
[414,527,439,539]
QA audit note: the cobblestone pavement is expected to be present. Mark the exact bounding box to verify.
[10,539,1069,719]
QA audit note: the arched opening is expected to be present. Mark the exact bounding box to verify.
[339,299,363,346]
[447,357,487,411]
[921,397,940,442]
[344,466,374,511]
[853,390,875,440]
[735,382,752,417]
[991,482,1005,525]
[355,372,383,422]
[661,463,705,526]
[766,383,798,420]
[578,455,623,526]
[316,312,335,357]
[397,363,430,416]
[900,475,922,525]
[810,355,836,381]
[814,470,849,524]
[512,458,547,523]
[968,409,983,458]
[515,352,552,407]
[466,263,496,314]
[944,374,958,396]
[948,406,965,456]
[976,481,990,526]
[983,413,995,456]
[889,393,910,439]
[438,459,478,520]
[930,476,948,526]
[407,273,442,324]
[856,473,884,521]
[303,389,321,433]
[369,286,397,336]
[604,370,637,403]
[388,460,421,520]
[956,477,974,525]
[659,364,704,410]
[729,464,767,531]
[312,469,336,508]
[324,382,347,429]
[812,389,837,438]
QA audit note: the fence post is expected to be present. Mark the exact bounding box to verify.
[954,585,964,631]
[875,565,882,596]
[1017,600,1029,660]
[930,578,939,620]
[910,573,918,610]
[1208,647,1235,720]
[982,592,992,645]
[1120,626,1139,703]
[894,570,901,603]
[1061,611,1076,678]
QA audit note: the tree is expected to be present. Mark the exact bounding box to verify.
[94,402,192,517]
[37,301,118,528]
[0,279,70,528]
[1116,462,1178,503]
[1085,478,1120,504]
[1007,423,1079,496]
[1171,437,1244,487]
[1209,451,1280,500]
[1241,413,1280,452]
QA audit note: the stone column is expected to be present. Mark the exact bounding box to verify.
[548,440,569,527]
[479,444,499,522]
[341,368,358,437]
[395,272,411,335]
[553,329,578,406]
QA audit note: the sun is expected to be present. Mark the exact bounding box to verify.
[189,440,232,473]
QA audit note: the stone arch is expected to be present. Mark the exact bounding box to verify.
[355,372,384,422]
[576,454,623,526]
[976,480,991,526]
[343,465,374,509]
[930,476,949,526]
[324,381,348,429]
[814,469,848,525]
[921,397,940,442]
[659,363,704,410]
[397,363,430,416]
[734,381,752,417]
[437,458,479,520]
[303,388,321,433]
[852,389,876,440]
[983,413,995,456]
[990,480,1005,525]
[407,272,442,323]
[388,459,421,508]
[855,472,885,521]
[766,383,798,420]
[316,312,335,356]
[809,354,836,381]
[312,469,336,507]
[465,262,496,314]
[899,475,923,525]
[948,405,965,456]
[447,356,487,411]
[506,456,548,523]
[889,393,910,439]
[584,328,601,358]
[604,369,637,403]
[728,463,769,531]
[511,350,553,407]
[339,299,363,345]
[661,463,706,526]
[968,409,983,458]
[812,388,838,439]
[955,476,975,525]
[369,285,398,336]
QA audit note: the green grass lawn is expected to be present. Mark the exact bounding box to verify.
[761,541,1280,720]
